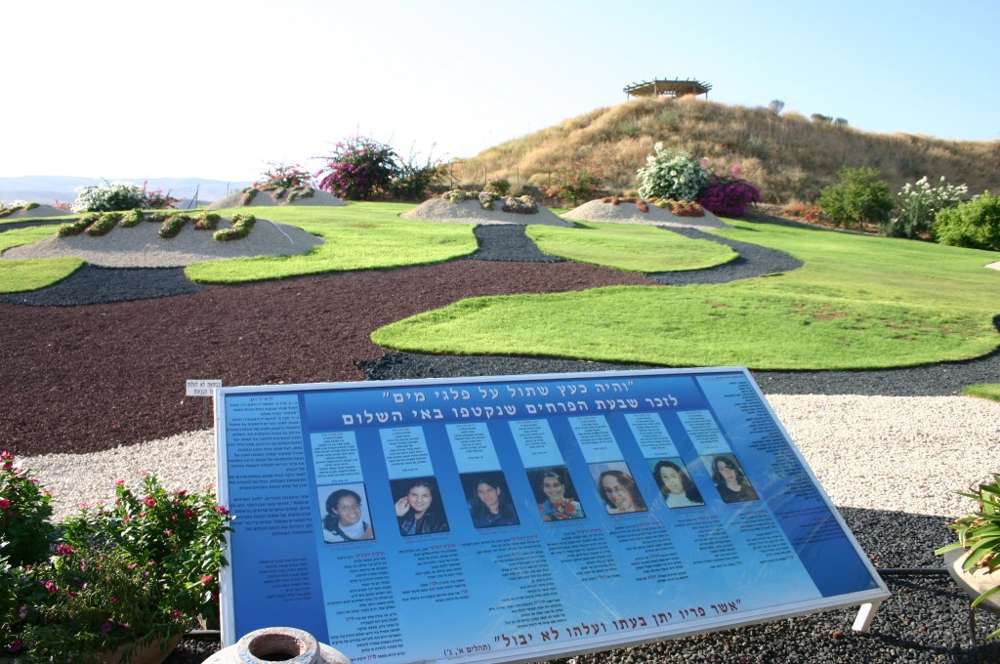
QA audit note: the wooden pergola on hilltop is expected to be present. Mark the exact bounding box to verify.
[623,78,712,100]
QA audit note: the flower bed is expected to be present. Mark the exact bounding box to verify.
[0,451,231,660]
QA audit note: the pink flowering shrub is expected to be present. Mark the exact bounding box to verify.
[0,449,53,566]
[697,166,761,217]
[0,457,231,660]
[317,136,398,200]
[256,162,313,190]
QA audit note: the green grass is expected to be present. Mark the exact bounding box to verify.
[184,203,477,283]
[526,221,737,272]
[0,225,83,292]
[373,219,1000,370]
[964,384,1000,402]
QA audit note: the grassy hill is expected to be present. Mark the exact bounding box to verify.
[454,96,1000,202]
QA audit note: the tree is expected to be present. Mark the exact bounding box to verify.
[818,167,893,228]
[768,99,785,115]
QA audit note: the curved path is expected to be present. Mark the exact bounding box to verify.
[2,265,201,306]
[470,224,565,262]
[0,260,652,456]
[646,226,803,284]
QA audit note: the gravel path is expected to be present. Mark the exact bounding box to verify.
[470,224,565,262]
[0,261,652,455]
[646,227,803,284]
[1,265,201,306]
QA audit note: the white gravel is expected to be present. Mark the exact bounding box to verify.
[1,216,323,267]
[402,198,570,226]
[563,199,723,229]
[208,189,345,209]
[21,395,998,523]
[987,261,1000,271]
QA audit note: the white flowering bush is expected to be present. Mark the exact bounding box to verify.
[885,176,967,238]
[71,183,147,212]
[636,143,709,202]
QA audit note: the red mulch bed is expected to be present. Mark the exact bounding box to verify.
[0,260,651,456]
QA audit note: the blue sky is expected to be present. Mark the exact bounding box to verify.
[2,0,997,180]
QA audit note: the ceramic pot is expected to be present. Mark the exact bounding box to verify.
[943,548,1000,613]
[203,626,350,664]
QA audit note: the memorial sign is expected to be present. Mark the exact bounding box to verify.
[215,368,889,663]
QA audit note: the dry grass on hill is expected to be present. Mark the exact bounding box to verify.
[452,96,1000,202]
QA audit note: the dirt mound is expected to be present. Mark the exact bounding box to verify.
[208,187,345,209]
[563,199,723,229]
[0,204,73,219]
[403,198,570,226]
[2,215,322,267]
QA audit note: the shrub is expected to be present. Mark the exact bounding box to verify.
[214,213,255,241]
[239,187,258,206]
[885,176,968,239]
[142,188,177,210]
[502,195,538,214]
[119,209,144,228]
[389,153,444,201]
[698,175,761,217]
[782,201,825,223]
[287,186,315,203]
[668,200,705,217]
[257,163,312,190]
[478,191,498,210]
[545,171,601,205]
[3,470,232,660]
[84,212,120,236]
[818,167,893,228]
[317,136,398,200]
[933,193,1000,251]
[71,183,147,213]
[193,212,221,230]
[636,143,709,202]
[485,178,511,196]
[158,214,190,239]
[57,215,96,237]
[0,450,54,566]
[443,190,471,204]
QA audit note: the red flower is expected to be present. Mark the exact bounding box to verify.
[215,505,229,515]
[200,574,214,586]
[42,580,57,593]
[144,496,156,508]
[0,498,9,510]
[54,543,74,556]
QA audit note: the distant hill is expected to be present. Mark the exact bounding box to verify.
[0,176,250,206]
[454,97,1000,202]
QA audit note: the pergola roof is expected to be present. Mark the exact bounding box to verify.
[624,78,712,97]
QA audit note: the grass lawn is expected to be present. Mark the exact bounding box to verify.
[185,203,477,283]
[0,225,82,293]
[373,219,1000,370]
[964,384,1000,402]
[526,221,737,272]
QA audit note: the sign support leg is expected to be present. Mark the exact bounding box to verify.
[851,599,882,632]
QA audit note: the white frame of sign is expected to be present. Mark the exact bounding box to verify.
[214,367,890,662]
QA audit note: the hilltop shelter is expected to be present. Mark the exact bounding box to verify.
[624,78,711,100]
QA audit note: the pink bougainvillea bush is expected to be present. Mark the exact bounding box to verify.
[316,137,399,200]
[697,166,761,217]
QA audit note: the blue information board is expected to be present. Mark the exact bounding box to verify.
[215,368,889,663]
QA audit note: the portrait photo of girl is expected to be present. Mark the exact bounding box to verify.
[390,477,450,536]
[651,458,705,509]
[462,472,520,529]
[708,454,759,504]
[319,484,375,544]
[590,462,647,515]
[528,466,585,522]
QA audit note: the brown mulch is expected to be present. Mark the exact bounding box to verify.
[0,260,652,456]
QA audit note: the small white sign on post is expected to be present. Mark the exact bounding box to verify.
[186,379,223,398]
